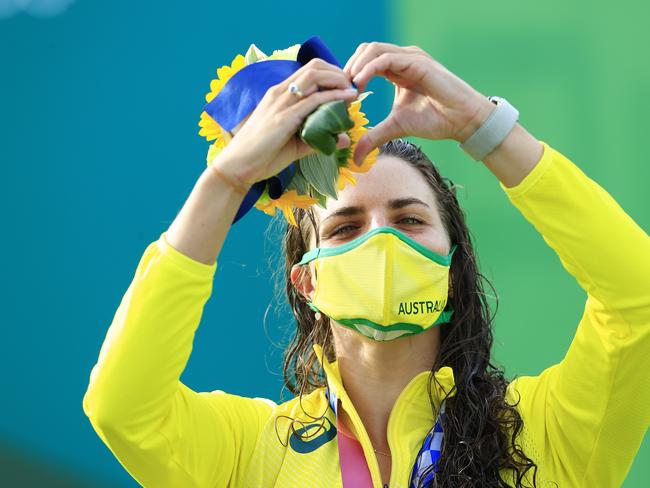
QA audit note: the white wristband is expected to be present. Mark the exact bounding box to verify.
[458,96,519,161]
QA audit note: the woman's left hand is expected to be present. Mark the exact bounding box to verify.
[344,42,495,165]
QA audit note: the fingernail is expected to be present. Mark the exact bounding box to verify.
[353,152,362,166]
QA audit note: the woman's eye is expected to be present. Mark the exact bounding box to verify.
[330,225,356,236]
[330,217,423,236]
[400,217,423,225]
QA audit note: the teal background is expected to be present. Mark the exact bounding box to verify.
[0,0,646,486]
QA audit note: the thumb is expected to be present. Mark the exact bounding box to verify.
[295,132,351,160]
[353,115,404,166]
[294,138,317,160]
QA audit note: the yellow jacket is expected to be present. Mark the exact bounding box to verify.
[82,141,650,487]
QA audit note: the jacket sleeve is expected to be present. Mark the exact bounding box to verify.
[82,231,276,487]
[501,141,650,487]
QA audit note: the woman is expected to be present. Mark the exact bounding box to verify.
[82,42,650,487]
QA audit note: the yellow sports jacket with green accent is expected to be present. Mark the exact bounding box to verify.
[82,141,650,487]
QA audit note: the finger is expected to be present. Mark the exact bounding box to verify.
[296,131,351,160]
[347,42,404,81]
[294,138,317,160]
[283,87,359,125]
[284,57,349,89]
[342,42,370,76]
[352,52,420,93]
[336,132,351,149]
[273,62,353,108]
[353,115,405,166]
[289,68,354,99]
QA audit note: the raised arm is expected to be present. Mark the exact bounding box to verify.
[82,59,360,486]
[493,133,650,486]
[344,41,649,486]
[456,95,649,486]
[81,157,277,486]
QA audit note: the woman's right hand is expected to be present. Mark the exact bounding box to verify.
[213,58,360,188]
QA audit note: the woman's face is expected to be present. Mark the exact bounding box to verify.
[311,154,451,252]
[291,154,452,298]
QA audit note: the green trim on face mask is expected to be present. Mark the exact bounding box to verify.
[307,302,454,333]
[298,226,458,267]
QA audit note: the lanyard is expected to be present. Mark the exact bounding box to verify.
[325,384,446,487]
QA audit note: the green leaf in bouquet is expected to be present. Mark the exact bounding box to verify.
[355,90,373,104]
[286,163,309,195]
[336,143,352,169]
[299,152,340,200]
[308,185,328,209]
[244,43,267,64]
[300,100,355,155]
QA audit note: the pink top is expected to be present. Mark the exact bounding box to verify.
[337,415,374,487]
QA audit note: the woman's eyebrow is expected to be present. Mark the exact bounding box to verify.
[391,197,430,210]
[322,206,363,223]
[322,198,430,223]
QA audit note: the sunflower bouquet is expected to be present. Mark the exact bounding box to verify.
[198,36,379,226]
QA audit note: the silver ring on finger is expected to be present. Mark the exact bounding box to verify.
[288,82,304,99]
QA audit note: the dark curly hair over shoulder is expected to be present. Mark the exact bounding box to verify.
[265,138,540,487]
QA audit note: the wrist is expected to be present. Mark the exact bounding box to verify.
[454,96,497,144]
[208,153,255,193]
[481,124,544,188]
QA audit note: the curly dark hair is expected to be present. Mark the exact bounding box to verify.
[264,138,540,487]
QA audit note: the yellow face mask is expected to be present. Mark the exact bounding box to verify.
[297,226,458,341]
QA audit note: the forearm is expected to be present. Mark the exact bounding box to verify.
[459,97,544,187]
[166,154,253,265]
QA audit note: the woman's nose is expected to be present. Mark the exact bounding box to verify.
[369,214,391,229]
